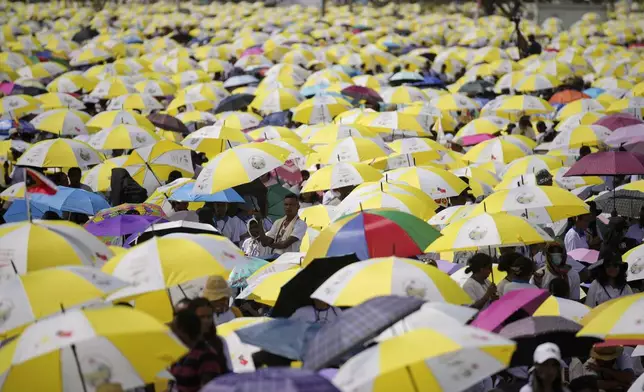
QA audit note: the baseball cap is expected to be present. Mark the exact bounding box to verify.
[533,342,564,365]
[202,275,233,301]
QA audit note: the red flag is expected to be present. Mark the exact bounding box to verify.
[25,168,58,195]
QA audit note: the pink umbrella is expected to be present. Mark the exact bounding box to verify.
[0,82,15,95]
[605,124,644,147]
[594,113,643,131]
[567,248,600,263]
[470,288,550,333]
[241,46,264,58]
[564,151,644,176]
[460,134,495,146]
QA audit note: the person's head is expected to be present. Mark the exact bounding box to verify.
[247,218,262,238]
[548,277,570,298]
[510,256,534,279]
[498,251,522,278]
[529,34,536,42]
[335,185,355,201]
[301,170,310,182]
[588,201,601,216]
[203,275,233,314]
[212,202,228,218]
[171,308,202,346]
[197,207,215,224]
[545,242,566,267]
[41,211,61,220]
[167,170,182,184]
[187,297,215,336]
[597,250,627,286]
[575,213,593,230]
[283,194,299,219]
[579,145,592,158]
[299,191,319,204]
[532,343,564,388]
[465,253,493,279]
[518,115,531,129]
[170,201,188,212]
[590,346,623,367]
[568,375,598,392]
[68,167,82,186]
[536,121,547,134]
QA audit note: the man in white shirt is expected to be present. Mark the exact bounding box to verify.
[257,194,307,254]
[564,214,593,253]
[212,202,247,245]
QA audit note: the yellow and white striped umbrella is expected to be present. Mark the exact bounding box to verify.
[0,221,114,276]
[123,140,194,192]
[316,137,392,164]
[81,158,126,192]
[89,78,136,99]
[384,166,468,199]
[87,110,155,131]
[218,317,272,373]
[534,61,575,79]
[534,296,590,323]
[0,266,127,337]
[106,93,163,111]
[181,121,249,157]
[88,124,161,150]
[431,93,479,111]
[0,306,186,392]
[515,74,561,92]
[292,96,353,124]
[453,116,510,142]
[549,125,612,150]
[17,62,67,79]
[134,79,176,97]
[29,109,90,136]
[0,95,41,118]
[0,183,25,201]
[70,47,112,66]
[381,86,429,104]
[333,326,515,392]
[303,124,380,144]
[493,95,554,115]
[388,137,447,155]
[462,138,527,164]
[358,111,432,134]
[501,155,565,180]
[470,185,589,224]
[312,257,470,307]
[607,97,644,116]
[216,112,262,130]
[335,191,437,221]
[302,162,383,193]
[247,126,299,141]
[171,70,211,88]
[46,74,94,94]
[578,293,644,343]
[179,82,230,104]
[175,110,218,124]
[428,205,476,229]
[550,167,603,190]
[249,88,303,114]
[193,143,290,195]
[556,99,606,120]
[17,139,103,168]
[35,92,85,111]
[555,112,604,133]
[426,212,553,252]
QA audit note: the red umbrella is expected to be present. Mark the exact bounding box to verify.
[594,113,644,131]
[341,85,383,107]
[549,90,589,105]
[564,151,644,176]
[470,288,550,333]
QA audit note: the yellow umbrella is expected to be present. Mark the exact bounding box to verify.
[316,137,391,164]
[462,138,526,164]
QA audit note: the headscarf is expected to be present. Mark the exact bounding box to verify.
[544,242,570,277]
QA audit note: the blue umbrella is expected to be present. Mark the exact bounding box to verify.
[201,368,340,392]
[583,87,605,98]
[410,75,445,87]
[3,199,59,222]
[229,257,269,289]
[31,186,110,215]
[236,319,321,360]
[259,111,291,127]
[168,182,245,203]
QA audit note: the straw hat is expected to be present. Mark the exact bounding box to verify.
[202,275,233,301]
[591,346,623,361]
[96,383,124,392]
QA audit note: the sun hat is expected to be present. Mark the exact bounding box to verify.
[533,342,564,365]
[591,346,623,361]
[202,275,233,301]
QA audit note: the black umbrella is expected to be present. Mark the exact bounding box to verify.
[214,94,255,114]
[499,316,602,367]
[458,80,495,96]
[595,189,644,218]
[147,113,189,134]
[72,27,99,44]
[302,296,424,370]
[271,254,360,318]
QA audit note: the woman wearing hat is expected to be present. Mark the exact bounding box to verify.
[202,276,242,325]
[585,250,632,308]
[520,343,570,392]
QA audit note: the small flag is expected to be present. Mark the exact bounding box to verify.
[25,168,58,195]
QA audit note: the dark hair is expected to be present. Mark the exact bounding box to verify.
[184,297,230,373]
[532,359,566,392]
[511,256,534,277]
[579,145,592,157]
[187,297,212,312]
[167,170,183,183]
[548,277,570,298]
[68,167,81,176]
[519,116,531,128]
[596,250,628,288]
[284,193,298,201]
[173,308,202,341]
[568,375,598,392]
[41,211,61,220]
[465,253,493,274]
[498,252,522,273]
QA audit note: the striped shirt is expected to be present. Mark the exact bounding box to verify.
[169,340,223,392]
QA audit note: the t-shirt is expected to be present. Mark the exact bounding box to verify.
[265,218,307,254]
[564,227,588,253]
[214,216,247,244]
[169,340,224,392]
[241,237,272,258]
[462,277,491,303]
[585,280,633,308]
[501,281,538,296]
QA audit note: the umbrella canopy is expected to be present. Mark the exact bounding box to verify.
[30,186,110,215]
[499,316,602,366]
[594,113,643,131]
[595,189,644,218]
[235,319,321,360]
[302,162,383,193]
[303,295,425,370]
[578,292,644,345]
[84,214,166,236]
[565,151,644,176]
[534,296,590,323]
[303,210,441,265]
[17,139,103,168]
[471,288,550,333]
[88,124,161,150]
[201,368,341,392]
[147,112,189,134]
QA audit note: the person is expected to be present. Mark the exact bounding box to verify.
[240,217,272,257]
[110,168,147,206]
[548,277,571,298]
[67,167,93,191]
[212,202,247,245]
[567,376,598,392]
[322,185,355,206]
[603,216,638,255]
[186,298,230,374]
[501,256,538,295]
[625,206,644,243]
[527,34,542,55]
[462,253,497,310]
[290,298,342,325]
[169,308,225,392]
[579,146,592,160]
[41,211,61,220]
[167,170,183,184]
[257,194,307,254]
[585,251,633,308]
[197,207,215,228]
[497,252,522,294]
[533,242,581,300]
[513,116,536,139]
[520,343,570,392]
[580,346,635,392]
[564,214,593,253]
[202,276,242,325]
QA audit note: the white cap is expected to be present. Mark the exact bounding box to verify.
[533,342,563,365]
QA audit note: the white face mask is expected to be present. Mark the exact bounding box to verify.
[550,253,564,266]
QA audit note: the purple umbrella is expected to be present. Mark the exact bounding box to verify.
[341,85,382,107]
[594,113,643,131]
[470,288,550,333]
[84,214,166,236]
[200,368,340,392]
[459,133,495,146]
[605,124,644,147]
[436,259,464,275]
[564,151,644,176]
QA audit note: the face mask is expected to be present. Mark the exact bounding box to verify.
[550,253,564,266]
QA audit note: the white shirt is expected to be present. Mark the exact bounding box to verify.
[535,267,581,301]
[585,280,633,308]
[241,237,272,258]
[213,309,237,326]
[564,227,588,253]
[322,190,341,206]
[214,216,247,244]
[290,305,342,325]
[501,281,538,296]
[265,217,307,254]
[462,277,491,303]
[626,223,644,243]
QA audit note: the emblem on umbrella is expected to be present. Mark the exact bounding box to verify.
[468,226,488,241]
[249,155,266,170]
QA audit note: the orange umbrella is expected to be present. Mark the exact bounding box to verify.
[549,90,590,105]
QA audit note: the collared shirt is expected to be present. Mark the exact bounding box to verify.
[169,340,223,392]
[265,217,307,254]
[564,227,588,253]
[213,216,246,244]
[462,277,491,303]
